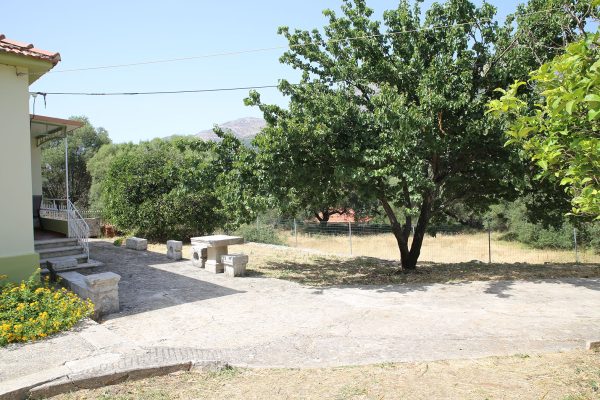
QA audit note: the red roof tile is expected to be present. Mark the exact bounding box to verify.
[0,34,60,65]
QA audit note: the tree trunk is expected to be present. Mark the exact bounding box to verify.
[380,191,434,271]
[315,210,330,226]
[380,197,410,267]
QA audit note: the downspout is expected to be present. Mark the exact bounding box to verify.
[64,127,70,237]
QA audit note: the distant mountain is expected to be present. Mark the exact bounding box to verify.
[195,117,266,144]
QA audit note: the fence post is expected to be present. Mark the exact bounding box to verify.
[574,228,579,264]
[293,218,298,247]
[488,224,492,264]
[348,222,353,256]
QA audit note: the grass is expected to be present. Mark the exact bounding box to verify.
[52,350,600,400]
[145,239,600,287]
[284,231,600,264]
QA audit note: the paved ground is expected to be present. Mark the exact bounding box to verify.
[2,240,600,385]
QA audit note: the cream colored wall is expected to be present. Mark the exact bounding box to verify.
[0,64,35,257]
[30,138,43,196]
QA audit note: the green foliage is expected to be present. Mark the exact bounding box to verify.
[489,31,600,219]
[234,224,283,245]
[42,116,111,207]
[87,142,133,210]
[248,0,575,269]
[0,274,94,346]
[101,137,226,240]
[488,199,600,250]
[113,238,123,247]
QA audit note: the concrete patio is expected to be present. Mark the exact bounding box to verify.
[2,239,600,387]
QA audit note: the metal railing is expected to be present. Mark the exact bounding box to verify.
[40,198,90,261]
[67,199,90,261]
[40,198,68,220]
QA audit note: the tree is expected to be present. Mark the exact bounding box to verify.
[249,0,527,269]
[489,30,600,219]
[41,116,110,207]
[87,142,134,210]
[101,137,229,240]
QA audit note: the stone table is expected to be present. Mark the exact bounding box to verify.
[190,235,244,273]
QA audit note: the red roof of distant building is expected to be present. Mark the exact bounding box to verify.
[0,34,60,65]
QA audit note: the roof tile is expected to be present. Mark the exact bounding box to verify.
[0,34,60,65]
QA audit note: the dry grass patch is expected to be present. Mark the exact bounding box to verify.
[285,232,600,264]
[145,242,600,287]
[52,350,600,400]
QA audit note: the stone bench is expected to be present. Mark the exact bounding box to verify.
[126,237,147,251]
[191,244,208,268]
[221,254,249,277]
[167,240,183,260]
[190,235,244,273]
[58,271,121,320]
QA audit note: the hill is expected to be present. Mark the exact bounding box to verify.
[195,117,265,144]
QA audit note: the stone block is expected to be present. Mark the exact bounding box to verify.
[167,240,183,260]
[205,261,224,274]
[222,254,249,277]
[48,257,78,271]
[587,340,600,351]
[221,253,249,266]
[58,271,121,320]
[191,245,207,268]
[126,237,147,251]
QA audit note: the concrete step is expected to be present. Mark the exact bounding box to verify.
[37,246,85,260]
[40,259,104,274]
[39,253,89,267]
[34,238,78,250]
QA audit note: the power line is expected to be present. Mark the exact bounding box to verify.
[32,7,563,76]
[30,84,280,96]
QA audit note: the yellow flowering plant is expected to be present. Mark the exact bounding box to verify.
[0,272,94,346]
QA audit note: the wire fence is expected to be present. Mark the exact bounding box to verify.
[254,218,600,265]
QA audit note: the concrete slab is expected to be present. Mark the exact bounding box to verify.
[3,240,600,398]
[89,241,600,368]
[190,235,244,247]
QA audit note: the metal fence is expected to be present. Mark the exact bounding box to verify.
[255,219,600,265]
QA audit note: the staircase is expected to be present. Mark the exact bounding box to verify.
[35,238,103,272]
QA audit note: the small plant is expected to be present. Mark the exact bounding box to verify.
[0,273,93,346]
[113,238,123,247]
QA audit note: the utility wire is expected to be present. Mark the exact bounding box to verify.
[30,84,280,96]
[31,7,563,76]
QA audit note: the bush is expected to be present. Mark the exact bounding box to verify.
[0,274,94,346]
[488,200,600,251]
[234,224,283,245]
[101,138,228,241]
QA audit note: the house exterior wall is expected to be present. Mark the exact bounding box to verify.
[0,64,39,282]
[31,138,43,196]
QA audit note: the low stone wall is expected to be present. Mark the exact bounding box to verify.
[58,271,121,320]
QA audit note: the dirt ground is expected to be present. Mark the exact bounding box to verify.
[145,241,600,286]
[53,350,600,400]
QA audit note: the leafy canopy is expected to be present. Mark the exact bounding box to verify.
[489,31,600,219]
[248,0,527,269]
[41,116,110,207]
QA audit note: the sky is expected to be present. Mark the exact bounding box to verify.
[2,0,521,143]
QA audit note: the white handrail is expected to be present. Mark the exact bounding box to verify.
[67,199,90,261]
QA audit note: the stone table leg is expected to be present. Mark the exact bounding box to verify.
[205,245,228,273]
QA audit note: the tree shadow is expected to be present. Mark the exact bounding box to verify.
[84,241,244,319]
[249,254,600,297]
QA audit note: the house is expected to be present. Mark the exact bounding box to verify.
[0,35,96,283]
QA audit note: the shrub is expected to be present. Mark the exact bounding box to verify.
[101,138,227,241]
[113,238,123,247]
[234,224,283,245]
[0,274,94,346]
